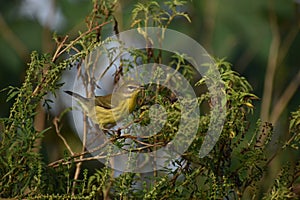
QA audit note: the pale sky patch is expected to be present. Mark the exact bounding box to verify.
[19,0,65,30]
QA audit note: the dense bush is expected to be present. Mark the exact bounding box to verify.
[0,0,299,199]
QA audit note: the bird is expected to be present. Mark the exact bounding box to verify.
[64,81,143,129]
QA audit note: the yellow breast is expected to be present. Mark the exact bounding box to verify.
[94,92,139,128]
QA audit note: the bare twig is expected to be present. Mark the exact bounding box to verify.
[277,26,299,66]
[72,113,88,195]
[50,151,123,168]
[52,20,112,62]
[260,0,280,122]
[266,25,300,124]
[270,70,300,124]
[48,130,165,168]
[52,35,69,62]
[53,117,74,155]
[261,2,299,124]
[48,139,110,168]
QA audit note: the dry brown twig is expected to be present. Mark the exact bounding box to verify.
[261,1,300,124]
[260,0,281,123]
[53,116,74,155]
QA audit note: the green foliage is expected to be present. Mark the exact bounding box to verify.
[131,0,190,28]
[288,107,300,149]
[0,51,67,197]
[0,0,299,199]
[0,0,117,197]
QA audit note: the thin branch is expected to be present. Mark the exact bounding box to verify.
[72,113,88,195]
[48,139,110,168]
[53,117,74,155]
[261,3,299,124]
[52,20,112,62]
[49,151,123,168]
[277,26,300,66]
[47,130,165,168]
[270,70,300,124]
[260,0,281,122]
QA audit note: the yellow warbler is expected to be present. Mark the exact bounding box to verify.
[65,81,143,128]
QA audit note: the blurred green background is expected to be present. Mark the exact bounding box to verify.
[0,0,299,161]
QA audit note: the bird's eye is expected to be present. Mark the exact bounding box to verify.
[127,85,136,90]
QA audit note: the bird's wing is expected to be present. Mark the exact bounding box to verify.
[65,91,123,109]
[94,93,122,109]
[65,91,94,112]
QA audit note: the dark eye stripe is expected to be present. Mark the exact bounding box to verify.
[128,85,137,90]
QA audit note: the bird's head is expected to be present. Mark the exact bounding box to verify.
[117,81,144,98]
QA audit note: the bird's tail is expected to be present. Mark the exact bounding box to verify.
[64,91,92,110]
[64,90,87,101]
